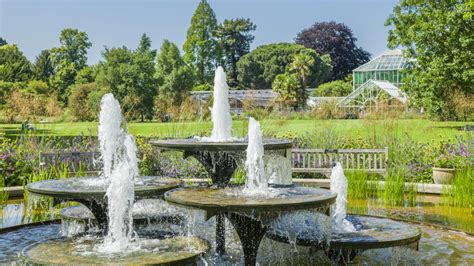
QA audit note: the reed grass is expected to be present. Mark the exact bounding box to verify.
[378,167,417,206]
[0,176,8,204]
[346,171,378,199]
[442,168,473,208]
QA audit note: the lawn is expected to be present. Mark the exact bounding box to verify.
[0,119,469,143]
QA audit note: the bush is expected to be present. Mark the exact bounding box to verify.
[4,90,63,122]
[68,83,96,121]
[310,100,347,119]
[23,80,51,95]
[312,80,352,97]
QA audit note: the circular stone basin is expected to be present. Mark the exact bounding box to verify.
[21,236,209,265]
[165,186,336,213]
[266,214,421,250]
[27,176,180,200]
[151,138,292,152]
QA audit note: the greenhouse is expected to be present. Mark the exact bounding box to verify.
[352,49,408,90]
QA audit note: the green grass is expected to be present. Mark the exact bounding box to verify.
[0,119,469,143]
[442,168,473,208]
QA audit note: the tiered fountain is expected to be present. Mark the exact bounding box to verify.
[5,67,423,265]
[22,94,209,264]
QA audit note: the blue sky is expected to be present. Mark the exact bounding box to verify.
[1,0,398,64]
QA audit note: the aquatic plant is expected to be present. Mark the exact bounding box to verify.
[442,168,473,208]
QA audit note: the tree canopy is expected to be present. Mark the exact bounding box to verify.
[156,40,195,104]
[96,34,157,121]
[50,28,92,103]
[0,44,33,82]
[237,43,332,90]
[183,0,222,86]
[295,21,370,80]
[215,18,256,87]
[33,49,54,83]
[386,0,474,120]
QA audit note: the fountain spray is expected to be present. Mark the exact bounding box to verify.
[98,94,138,253]
[243,117,268,195]
[210,66,233,141]
[330,163,356,232]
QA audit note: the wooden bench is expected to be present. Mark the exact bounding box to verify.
[291,147,388,175]
[39,151,102,176]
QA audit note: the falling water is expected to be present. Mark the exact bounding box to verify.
[243,117,268,195]
[97,94,139,253]
[209,66,233,142]
[330,163,356,232]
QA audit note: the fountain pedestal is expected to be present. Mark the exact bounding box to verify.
[165,186,336,265]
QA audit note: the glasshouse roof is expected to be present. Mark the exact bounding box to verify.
[354,49,408,71]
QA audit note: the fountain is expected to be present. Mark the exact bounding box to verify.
[22,94,209,264]
[266,163,422,263]
[3,68,465,265]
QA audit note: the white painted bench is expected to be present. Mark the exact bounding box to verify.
[291,147,389,175]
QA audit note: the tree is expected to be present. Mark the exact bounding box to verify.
[68,83,97,121]
[75,66,95,84]
[312,80,352,97]
[215,18,256,87]
[33,50,54,82]
[131,34,158,121]
[272,50,318,109]
[0,44,33,82]
[50,28,92,103]
[386,0,474,120]
[295,21,371,80]
[183,0,222,85]
[0,37,7,46]
[156,40,195,104]
[96,34,158,121]
[237,43,332,90]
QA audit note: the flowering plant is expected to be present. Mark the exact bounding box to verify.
[433,136,471,169]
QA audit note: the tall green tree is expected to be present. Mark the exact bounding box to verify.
[215,18,256,87]
[96,34,157,121]
[131,34,158,121]
[183,0,222,86]
[50,28,92,103]
[33,50,54,82]
[237,43,332,90]
[0,44,33,82]
[386,0,473,120]
[156,40,195,104]
[272,50,318,109]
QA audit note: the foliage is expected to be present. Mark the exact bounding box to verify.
[0,81,25,106]
[23,80,51,95]
[442,168,473,208]
[237,43,332,90]
[0,37,6,46]
[96,34,157,121]
[68,83,97,121]
[433,136,471,169]
[32,49,54,83]
[272,73,302,109]
[4,90,63,121]
[215,18,256,87]
[183,0,222,85]
[75,66,95,84]
[0,44,33,82]
[50,28,92,103]
[346,171,378,199]
[386,0,474,120]
[156,40,195,104]
[296,21,370,80]
[310,100,348,120]
[313,80,352,97]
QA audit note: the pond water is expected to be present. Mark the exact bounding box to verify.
[1,193,473,264]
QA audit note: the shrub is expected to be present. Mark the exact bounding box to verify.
[3,90,63,121]
[310,100,347,119]
[312,80,352,97]
[23,80,50,95]
[68,83,96,121]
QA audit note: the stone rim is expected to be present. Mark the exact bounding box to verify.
[151,138,292,152]
[164,186,337,213]
[26,176,181,200]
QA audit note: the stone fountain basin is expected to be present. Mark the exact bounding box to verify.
[151,138,292,152]
[266,214,421,250]
[164,186,336,213]
[26,176,180,200]
[20,235,209,265]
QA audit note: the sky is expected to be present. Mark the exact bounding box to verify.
[0,0,399,64]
